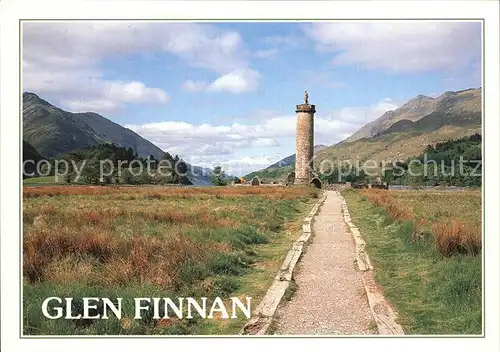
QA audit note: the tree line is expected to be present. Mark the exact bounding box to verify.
[388,134,482,187]
[318,134,482,187]
[52,144,192,185]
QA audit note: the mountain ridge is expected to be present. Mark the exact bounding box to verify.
[22,92,212,185]
[23,92,165,159]
[343,87,481,143]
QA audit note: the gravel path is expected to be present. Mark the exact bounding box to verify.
[274,191,376,335]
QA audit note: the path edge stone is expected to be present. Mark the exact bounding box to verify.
[240,191,327,335]
[337,191,405,336]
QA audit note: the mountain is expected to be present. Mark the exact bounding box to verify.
[343,88,481,143]
[22,140,44,178]
[23,140,44,161]
[22,92,212,185]
[315,87,482,164]
[246,88,481,180]
[23,92,165,159]
[375,109,481,137]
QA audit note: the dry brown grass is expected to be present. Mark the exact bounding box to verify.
[42,255,96,285]
[23,185,319,335]
[432,219,481,256]
[360,189,481,256]
[23,185,316,287]
[23,185,317,199]
[24,221,206,286]
[25,204,235,233]
[361,189,413,221]
[389,190,481,225]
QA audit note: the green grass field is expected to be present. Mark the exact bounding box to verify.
[23,176,63,185]
[23,185,319,335]
[342,189,482,334]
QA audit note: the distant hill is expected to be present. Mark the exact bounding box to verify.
[246,88,482,181]
[245,145,327,181]
[22,92,212,185]
[267,144,328,169]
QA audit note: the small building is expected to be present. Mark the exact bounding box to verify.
[310,177,322,189]
[251,176,261,186]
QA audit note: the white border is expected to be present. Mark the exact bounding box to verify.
[1,1,499,351]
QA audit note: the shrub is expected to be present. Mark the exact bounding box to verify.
[207,252,249,276]
[432,219,481,256]
[210,276,240,297]
[237,226,268,245]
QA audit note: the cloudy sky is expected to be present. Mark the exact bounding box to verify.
[23,21,481,176]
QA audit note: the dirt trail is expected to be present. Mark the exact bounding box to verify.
[274,191,376,335]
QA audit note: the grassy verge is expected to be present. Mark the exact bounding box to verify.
[23,185,318,335]
[342,188,482,335]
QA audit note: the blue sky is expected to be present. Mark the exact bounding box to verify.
[23,21,481,175]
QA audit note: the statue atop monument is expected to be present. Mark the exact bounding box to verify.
[304,90,309,105]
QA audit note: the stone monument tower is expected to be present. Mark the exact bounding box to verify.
[294,90,316,185]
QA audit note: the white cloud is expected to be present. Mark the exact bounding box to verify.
[107,81,169,103]
[22,22,259,113]
[125,118,290,148]
[61,80,169,113]
[126,99,400,152]
[124,117,294,173]
[304,22,481,73]
[182,69,260,94]
[207,69,260,94]
[216,155,284,177]
[253,48,279,59]
[23,22,247,73]
[252,138,279,148]
[22,60,169,113]
[187,154,285,177]
[125,98,401,173]
[325,99,399,125]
